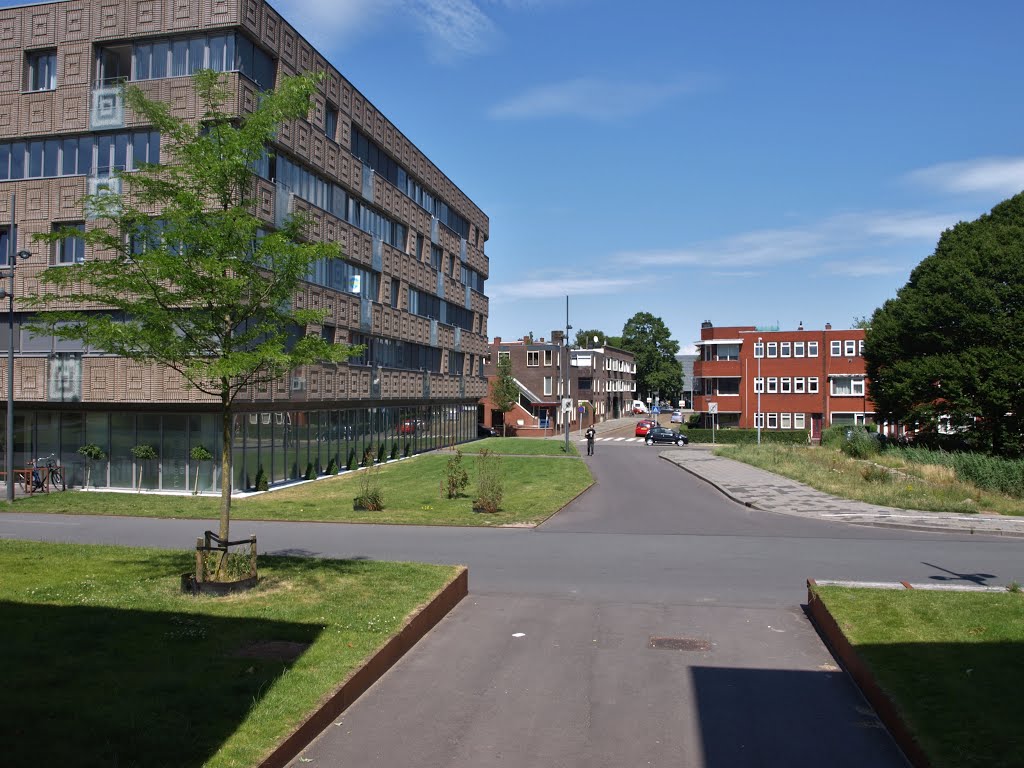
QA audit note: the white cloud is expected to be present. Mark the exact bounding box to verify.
[271,0,399,48]
[823,261,909,277]
[488,275,645,301]
[907,157,1024,196]
[409,0,497,58]
[615,209,968,272]
[488,77,699,121]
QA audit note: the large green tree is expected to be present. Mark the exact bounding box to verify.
[866,192,1024,457]
[619,312,683,401]
[30,70,355,544]
[573,328,607,348]
[490,355,519,437]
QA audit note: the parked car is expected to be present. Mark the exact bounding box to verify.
[635,419,656,437]
[670,410,682,423]
[478,423,499,437]
[645,426,689,446]
[399,419,422,434]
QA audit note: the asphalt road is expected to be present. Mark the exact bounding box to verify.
[3,442,1022,767]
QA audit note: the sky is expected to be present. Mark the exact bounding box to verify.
[11,0,1024,352]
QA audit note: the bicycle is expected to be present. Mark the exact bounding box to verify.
[32,454,62,491]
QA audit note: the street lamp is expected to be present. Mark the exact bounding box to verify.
[2,191,31,502]
[756,336,762,446]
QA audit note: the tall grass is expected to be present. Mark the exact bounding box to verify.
[895,447,1024,499]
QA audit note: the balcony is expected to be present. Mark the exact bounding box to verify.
[90,86,125,130]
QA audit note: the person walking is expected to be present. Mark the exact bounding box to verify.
[585,425,596,456]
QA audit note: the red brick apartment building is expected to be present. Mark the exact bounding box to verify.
[691,322,874,441]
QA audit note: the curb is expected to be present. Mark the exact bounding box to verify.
[805,578,931,768]
[256,567,469,768]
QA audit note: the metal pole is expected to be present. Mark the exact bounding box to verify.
[564,296,570,454]
[756,336,762,446]
[6,192,14,503]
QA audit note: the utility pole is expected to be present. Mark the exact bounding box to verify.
[564,296,571,455]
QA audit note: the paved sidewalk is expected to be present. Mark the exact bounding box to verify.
[660,448,1024,537]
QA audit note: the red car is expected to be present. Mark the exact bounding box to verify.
[399,419,420,434]
[635,419,656,437]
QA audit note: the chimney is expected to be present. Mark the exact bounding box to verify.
[797,321,804,331]
[494,337,501,344]
[539,337,545,343]
[701,321,713,329]
[825,322,832,330]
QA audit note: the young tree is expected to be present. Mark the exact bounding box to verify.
[490,355,519,436]
[29,70,355,547]
[620,312,683,401]
[866,192,1024,457]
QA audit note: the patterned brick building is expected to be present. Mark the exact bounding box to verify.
[0,0,490,491]
[692,322,873,440]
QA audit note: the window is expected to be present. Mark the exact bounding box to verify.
[794,341,805,357]
[543,349,553,366]
[25,50,57,91]
[767,413,778,429]
[830,340,841,356]
[53,222,85,264]
[431,245,443,271]
[0,226,16,266]
[767,342,778,357]
[808,377,819,393]
[753,341,763,358]
[753,413,764,428]
[716,344,739,361]
[858,339,865,356]
[753,377,764,393]
[780,377,791,394]
[794,377,806,393]
[527,351,539,366]
[780,342,791,358]
[794,413,805,429]
[831,376,865,396]
[717,378,740,395]
[324,105,338,141]
[543,376,552,396]
[844,340,856,357]
[0,130,158,181]
[767,377,778,393]
[808,341,818,357]
[497,351,509,364]
[781,413,792,429]
[390,277,400,309]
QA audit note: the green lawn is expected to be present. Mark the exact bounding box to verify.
[814,586,1024,768]
[12,452,593,526]
[457,436,579,456]
[717,443,1024,515]
[0,539,459,768]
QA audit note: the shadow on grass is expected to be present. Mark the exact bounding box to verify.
[0,600,322,768]
[691,666,906,767]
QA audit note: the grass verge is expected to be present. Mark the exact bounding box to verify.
[716,444,1024,515]
[456,437,579,456]
[0,539,458,768]
[814,586,1024,768]
[12,452,593,526]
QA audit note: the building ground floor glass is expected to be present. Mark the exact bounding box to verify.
[3,402,481,493]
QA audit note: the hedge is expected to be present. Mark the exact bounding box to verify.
[685,428,809,445]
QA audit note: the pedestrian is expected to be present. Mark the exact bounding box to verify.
[585,425,596,455]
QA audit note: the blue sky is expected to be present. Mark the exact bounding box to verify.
[13,0,1024,351]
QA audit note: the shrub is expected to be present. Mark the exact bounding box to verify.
[362,447,376,467]
[325,456,339,475]
[377,443,387,464]
[840,427,882,459]
[473,449,504,513]
[860,464,892,483]
[347,449,357,471]
[353,463,384,511]
[443,450,470,499]
[404,441,411,458]
[390,442,399,461]
[254,465,269,491]
[304,462,315,481]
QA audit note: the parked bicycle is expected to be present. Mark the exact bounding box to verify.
[32,454,63,491]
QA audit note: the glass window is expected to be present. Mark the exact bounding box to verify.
[808,377,819,393]
[767,377,778,393]
[26,50,57,91]
[808,341,818,357]
[544,349,553,366]
[134,43,151,80]
[781,413,792,429]
[767,413,778,429]
[794,413,805,429]
[754,413,764,428]
[830,340,841,356]
[324,105,338,141]
[844,340,856,357]
[753,377,763,393]
[151,41,168,78]
[0,226,16,267]
[10,141,25,178]
[717,344,739,361]
[76,136,93,175]
[780,342,791,357]
[0,143,8,181]
[753,341,763,358]
[61,137,78,175]
[527,351,539,366]
[767,342,777,357]
[189,37,207,74]
[780,377,791,393]
[717,378,740,395]
[794,341,805,357]
[858,339,865,356]
[171,39,188,77]
[543,377,552,396]
[831,377,852,395]
[794,377,805,393]
[28,140,43,178]
[54,222,85,264]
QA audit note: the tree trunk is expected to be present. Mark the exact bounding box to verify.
[219,385,232,541]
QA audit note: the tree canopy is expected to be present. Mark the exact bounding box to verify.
[865,192,1024,457]
[30,70,355,541]
[490,355,519,437]
[619,312,683,401]
[573,328,607,348]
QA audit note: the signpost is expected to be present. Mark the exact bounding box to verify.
[708,402,718,445]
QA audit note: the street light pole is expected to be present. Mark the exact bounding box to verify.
[564,296,571,455]
[756,336,762,446]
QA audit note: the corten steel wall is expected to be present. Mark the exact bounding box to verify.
[693,325,874,430]
[0,0,490,413]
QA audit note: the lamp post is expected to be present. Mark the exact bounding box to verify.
[2,192,31,502]
[563,296,572,455]
[756,336,762,446]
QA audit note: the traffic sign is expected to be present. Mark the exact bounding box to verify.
[652,406,661,415]
[708,402,718,414]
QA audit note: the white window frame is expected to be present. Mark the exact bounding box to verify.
[767,413,778,429]
[858,339,865,356]
[808,341,818,357]
[543,376,552,396]
[794,413,805,429]
[753,377,764,394]
[527,351,539,367]
[808,377,819,394]
[780,377,792,394]
[793,377,806,394]
[497,351,510,364]
[780,412,792,429]
[753,412,764,428]
[830,375,865,397]
[780,342,791,358]
[753,341,764,358]
[844,340,856,357]
[543,349,553,366]
[767,377,778,393]
[767,341,778,358]
[794,341,805,358]
[830,340,841,356]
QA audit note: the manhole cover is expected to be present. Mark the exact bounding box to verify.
[234,640,310,661]
[649,636,711,651]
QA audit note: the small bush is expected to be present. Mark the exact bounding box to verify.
[390,442,399,461]
[840,427,882,459]
[347,449,357,471]
[354,463,384,511]
[443,450,470,499]
[686,428,809,445]
[304,462,315,481]
[362,447,376,467]
[404,441,411,458]
[861,464,892,483]
[377,443,387,464]
[473,449,504,513]
[326,456,339,475]
[254,465,269,491]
